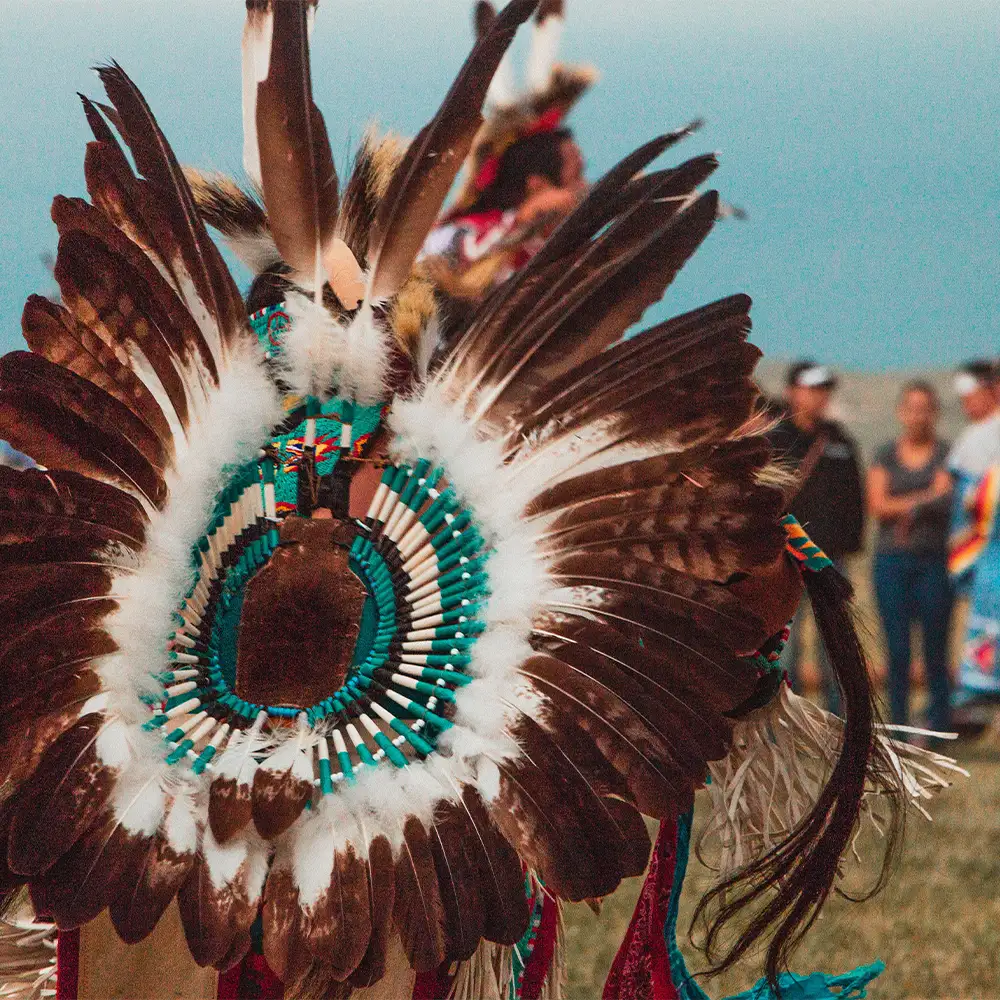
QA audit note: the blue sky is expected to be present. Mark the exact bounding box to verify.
[1,0,997,369]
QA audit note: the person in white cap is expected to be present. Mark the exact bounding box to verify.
[948,360,1000,479]
[768,360,866,715]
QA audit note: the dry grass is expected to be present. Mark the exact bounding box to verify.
[563,739,1000,999]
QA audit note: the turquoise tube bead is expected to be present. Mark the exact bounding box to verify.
[373,731,408,767]
[166,739,194,764]
[337,750,355,784]
[390,720,434,756]
[191,744,218,775]
[318,756,334,795]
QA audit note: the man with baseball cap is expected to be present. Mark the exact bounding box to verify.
[949,361,1000,479]
[768,360,866,714]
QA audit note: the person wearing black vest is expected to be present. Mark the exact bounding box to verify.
[768,361,866,714]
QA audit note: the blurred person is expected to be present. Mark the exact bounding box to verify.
[420,0,595,304]
[947,361,1000,725]
[769,361,866,714]
[868,382,952,733]
[422,126,586,295]
[948,360,1000,482]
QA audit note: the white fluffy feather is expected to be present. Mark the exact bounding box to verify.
[281,293,391,404]
[101,343,283,726]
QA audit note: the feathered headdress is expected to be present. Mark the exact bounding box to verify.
[0,2,956,998]
[444,0,598,220]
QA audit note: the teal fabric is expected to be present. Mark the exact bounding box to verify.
[665,810,712,1000]
[725,963,885,1000]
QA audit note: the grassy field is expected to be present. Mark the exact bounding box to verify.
[563,737,1000,1000]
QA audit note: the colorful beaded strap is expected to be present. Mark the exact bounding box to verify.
[782,514,833,573]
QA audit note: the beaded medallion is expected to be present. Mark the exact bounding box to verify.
[142,305,493,791]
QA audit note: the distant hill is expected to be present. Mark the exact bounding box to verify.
[754,360,964,457]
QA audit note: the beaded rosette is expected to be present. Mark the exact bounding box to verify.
[143,302,493,792]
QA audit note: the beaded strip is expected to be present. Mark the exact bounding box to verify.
[781,514,833,573]
[509,876,546,1000]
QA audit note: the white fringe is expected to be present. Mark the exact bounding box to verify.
[0,898,56,1000]
[700,684,969,879]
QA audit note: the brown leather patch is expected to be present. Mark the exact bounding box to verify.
[236,517,367,708]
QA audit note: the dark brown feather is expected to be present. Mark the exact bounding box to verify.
[472,189,722,422]
[31,818,147,929]
[178,834,263,970]
[0,466,147,544]
[109,823,196,944]
[370,0,539,299]
[474,1,497,38]
[491,714,631,900]
[0,566,114,640]
[251,752,312,841]
[4,337,169,476]
[459,786,530,945]
[0,352,167,508]
[50,192,221,393]
[95,64,245,346]
[349,833,396,988]
[393,816,446,972]
[1,625,116,708]
[300,844,371,979]
[444,164,719,413]
[512,294,754,447]
[440,129,698,378]
[517,654,685,818]
[22,294,174,452]
[530,617,730,771]
[54,229,197,433]
[262,863,314,983]
[255,0,339,284]
[7,714,113,876]
[535,603,756,715]
[208,776,253,846]
[429,800,484,961]
[547,551,767,654]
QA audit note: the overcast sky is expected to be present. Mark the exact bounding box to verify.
[1,0,997,369]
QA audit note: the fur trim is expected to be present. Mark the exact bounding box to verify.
[281,293,391,404]
[100,343,283,726]
[389,271,438,363]
[184,168,280,276]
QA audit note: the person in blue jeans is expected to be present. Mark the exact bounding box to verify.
[869,381,953,733]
